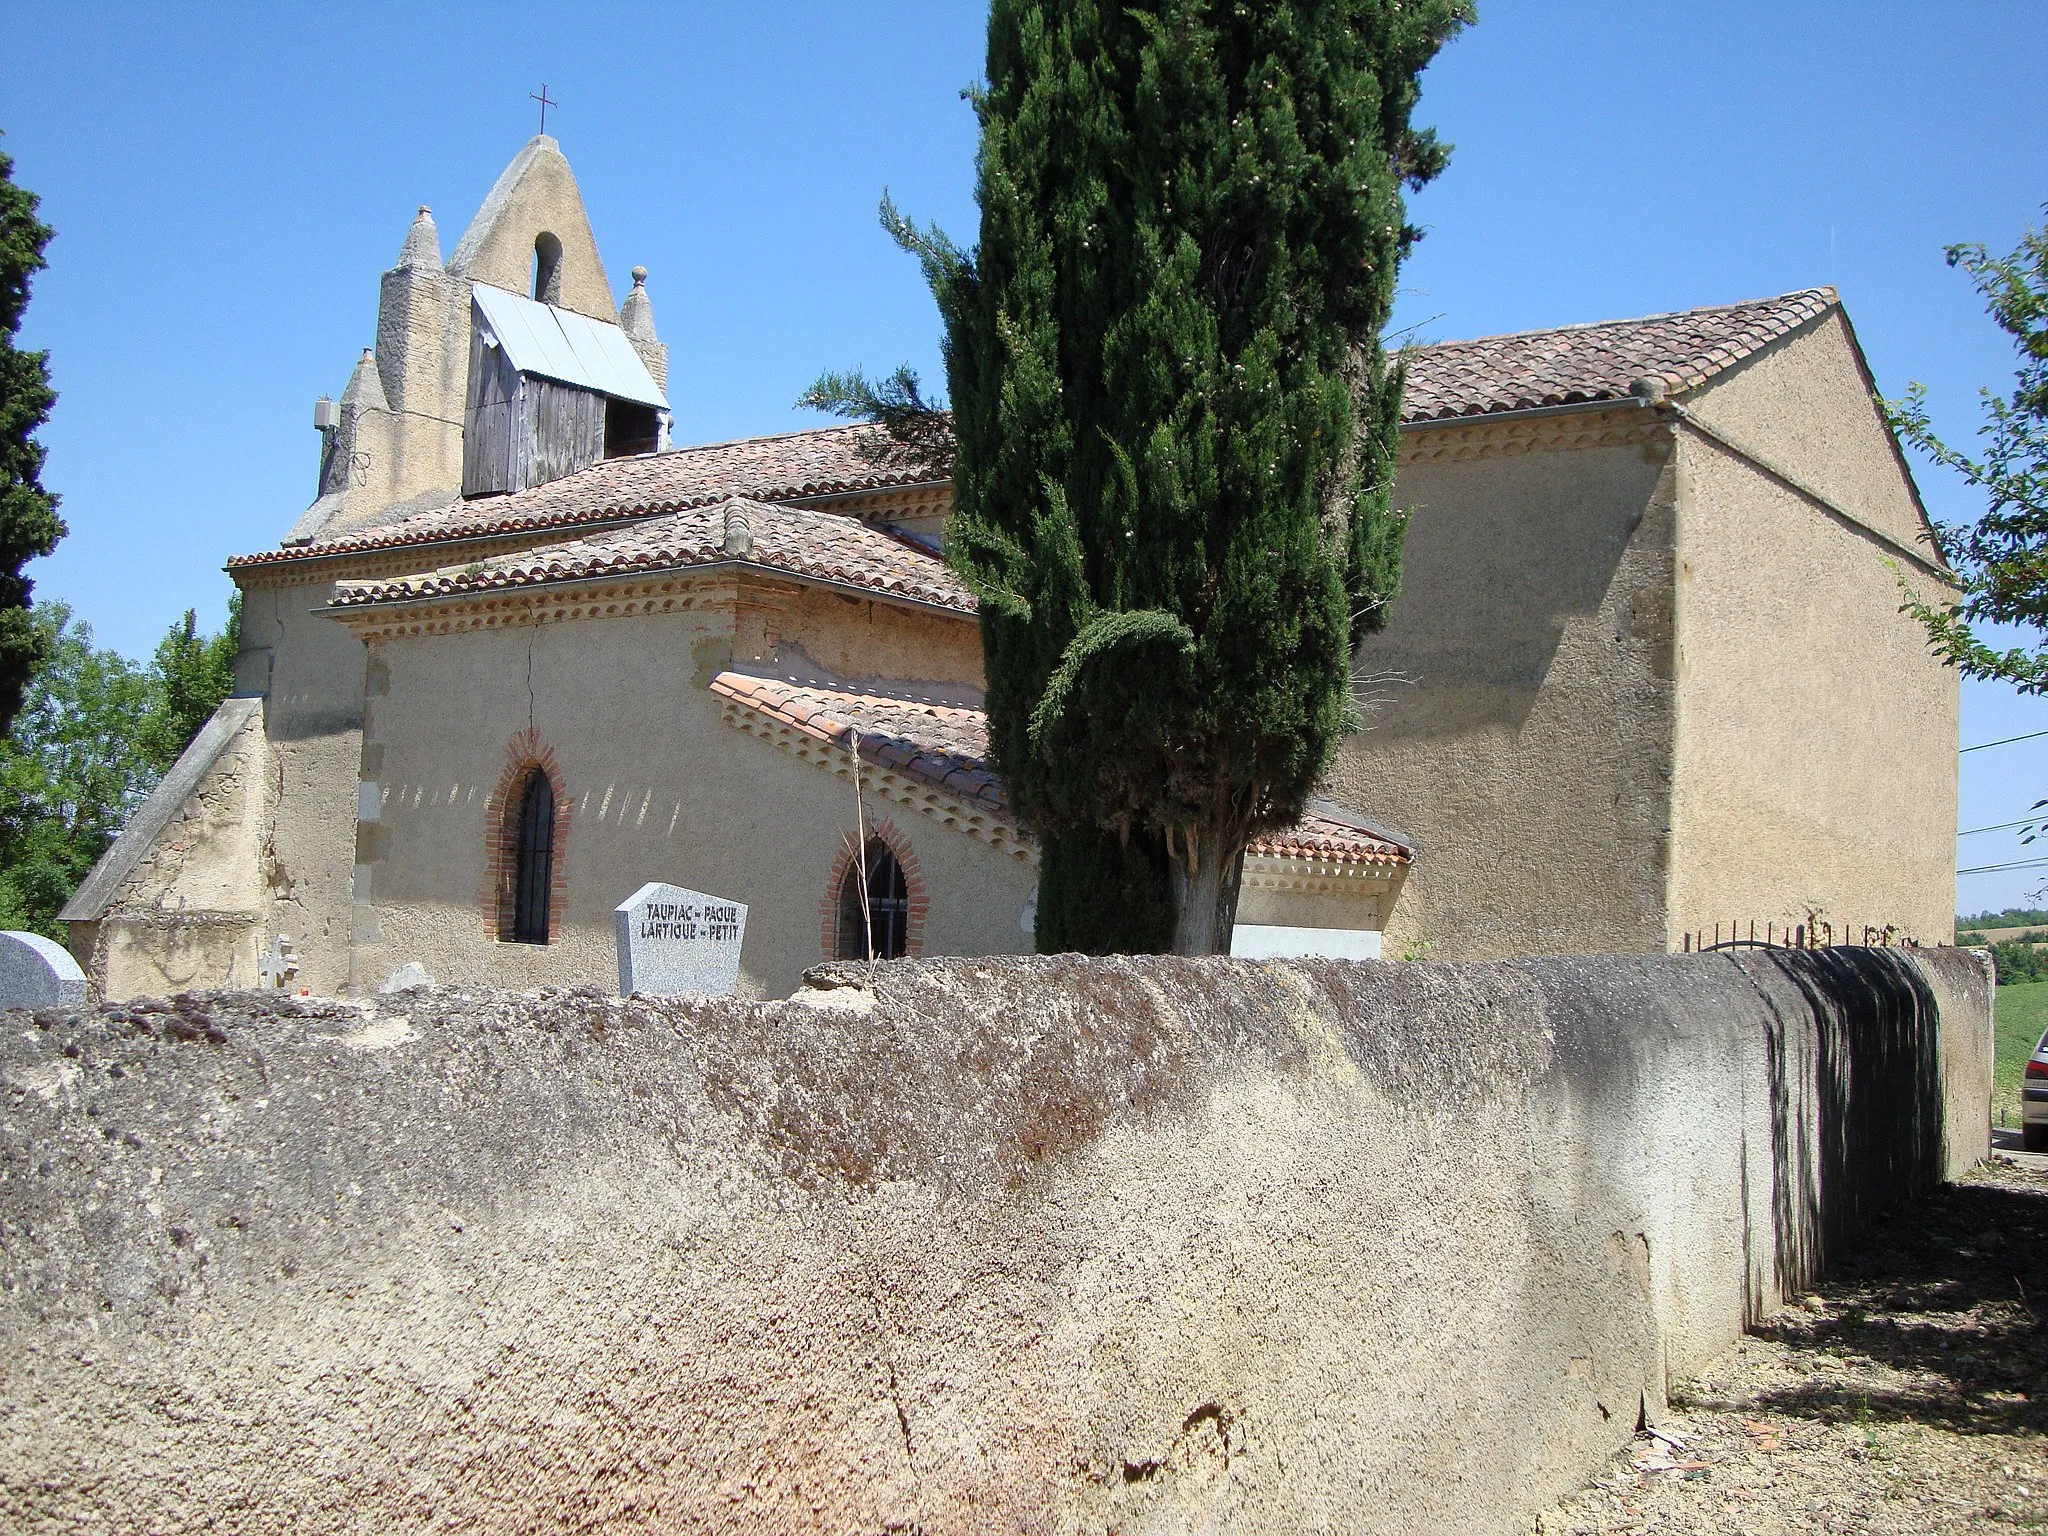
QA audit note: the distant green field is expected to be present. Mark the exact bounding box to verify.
[1994,981,2048,1128]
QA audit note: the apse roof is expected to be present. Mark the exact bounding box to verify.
[470,283,667,409]
[231,423,924,567]
[709,670,1414,869]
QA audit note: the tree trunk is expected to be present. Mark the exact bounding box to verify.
[1169,832,1247,956]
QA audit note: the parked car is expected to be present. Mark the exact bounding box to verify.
[2026,1029,2048,1152]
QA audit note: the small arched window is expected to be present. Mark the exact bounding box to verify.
[837,837,909,960]
[509,768,556,944]
[531,231,564,305]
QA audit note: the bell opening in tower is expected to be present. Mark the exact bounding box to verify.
[531,231,564,305]
[604,398,661,459]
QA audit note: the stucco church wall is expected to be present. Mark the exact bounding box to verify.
[233,571,369,996]
[1683,312,1935,559]
[1330,412,1678,961]
[1669,322,1959,945]
[743,582,985,694]
[74,709,274,1000]
[228,510,992,1001]
[351,604,1032,997]
[1234,881,1388,933]
[0,947,1990,1534]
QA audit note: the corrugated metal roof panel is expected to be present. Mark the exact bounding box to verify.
[470,283,667,409]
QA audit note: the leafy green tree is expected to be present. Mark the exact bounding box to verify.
[813,0,1467,952]
[1888,211,2048,689]
[0,598,240,938]
[0,137,66,736]
[0,604,150,935]
[1987,936,2048,986]
[139,592,239,776]
[1962,906,2048,929]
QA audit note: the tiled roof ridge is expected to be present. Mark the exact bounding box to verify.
[232,287,1841,570]
[634,418,891,455]
[1408,286,1836,357]
[228,419,939,571]
[1396,286,1840,426]
[710,670,1412,869]
[330,497,974,613]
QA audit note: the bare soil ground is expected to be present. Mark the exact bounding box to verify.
[1538,1158,2048,1534]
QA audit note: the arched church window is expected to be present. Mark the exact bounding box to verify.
[836,838,909,960]
[531,231,564,305]
[509,768,556,944]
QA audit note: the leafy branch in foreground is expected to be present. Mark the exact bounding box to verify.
[1887,210,2048,690]
[795,346,955,483]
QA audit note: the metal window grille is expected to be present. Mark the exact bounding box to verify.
[511,770,555,944]
[838,838,910,960]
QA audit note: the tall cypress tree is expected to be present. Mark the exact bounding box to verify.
[0,139,64,738]
[819,1,1467,952]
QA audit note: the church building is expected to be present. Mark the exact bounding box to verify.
[61,138,1960,1000]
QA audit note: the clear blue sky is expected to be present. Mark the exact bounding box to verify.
[3,1,2045,914]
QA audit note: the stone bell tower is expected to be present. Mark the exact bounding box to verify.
[291,136,669,545]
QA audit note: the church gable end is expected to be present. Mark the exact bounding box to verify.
[448,135,617,324]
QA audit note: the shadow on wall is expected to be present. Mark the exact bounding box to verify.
[1351,444,1668,741]
[1761,948,1947,1311]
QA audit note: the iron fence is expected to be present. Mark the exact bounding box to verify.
[1679,918,1920,954]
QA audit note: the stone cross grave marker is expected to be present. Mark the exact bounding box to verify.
[258,935,298,990]
[614,882,747,997]
[0,931,88,1010]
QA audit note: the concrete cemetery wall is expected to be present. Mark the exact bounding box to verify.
[0,947,1992,1534]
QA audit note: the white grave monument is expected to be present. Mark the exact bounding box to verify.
[257,934,299,990]
[0,930,88,1009]
[380,962,434,994]
[613,882,747,997]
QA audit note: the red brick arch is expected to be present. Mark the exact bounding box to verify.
[819,815,927,961]
[482,728,573,942]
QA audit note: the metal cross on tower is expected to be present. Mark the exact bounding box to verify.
[530,84,558,135]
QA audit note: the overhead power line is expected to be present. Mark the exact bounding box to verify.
[1961,728,2048,754]
[1959,815,2048,837]
[1958,855,2048,875]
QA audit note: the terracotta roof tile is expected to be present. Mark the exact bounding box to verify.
[230,421,931,569]
[709,671,1411,869]
[710,672,1005,812]
[1255,805,1414,867]
[1398,287,1837,424]
[329,497,974,613]
[231,289,1839,571]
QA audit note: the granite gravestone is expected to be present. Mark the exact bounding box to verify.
[0,931,88,1009]
[614,883,747,997]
